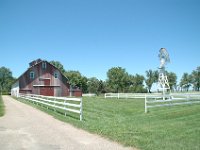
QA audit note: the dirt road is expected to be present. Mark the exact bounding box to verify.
[0,96,134,150]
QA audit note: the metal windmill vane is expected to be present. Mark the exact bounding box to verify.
[158,48,170,100]
[158,48,170,69]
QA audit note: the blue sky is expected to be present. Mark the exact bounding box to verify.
[0,0,199,82]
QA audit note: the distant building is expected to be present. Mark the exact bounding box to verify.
[11,59,82,97]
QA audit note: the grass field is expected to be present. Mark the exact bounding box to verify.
[0,95,5,117]
[16,96,200,150]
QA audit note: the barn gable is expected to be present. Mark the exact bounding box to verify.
[11,59,71,97]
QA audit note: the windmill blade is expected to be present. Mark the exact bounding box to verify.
[162,49,170,63]
[159,48,170,63]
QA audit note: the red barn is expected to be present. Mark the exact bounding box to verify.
[11,59,81,97]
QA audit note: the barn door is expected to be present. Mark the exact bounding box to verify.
[44,79,50,86]
[40,87,54,96]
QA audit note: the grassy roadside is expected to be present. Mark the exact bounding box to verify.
[0,95,5,117]
[14,96,200,150]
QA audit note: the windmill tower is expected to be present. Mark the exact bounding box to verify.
[158,48,170,100]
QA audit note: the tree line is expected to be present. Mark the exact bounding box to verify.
[0,61,199,95]
[50,61,200,94]
[179,67,200,92]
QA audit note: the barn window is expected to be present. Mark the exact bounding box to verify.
[42,62,47,69]
[54,72,58,78]
[30,71,35,79]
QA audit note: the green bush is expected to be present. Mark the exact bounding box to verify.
[0,96,5,117]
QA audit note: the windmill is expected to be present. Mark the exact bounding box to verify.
[158,48,170,100]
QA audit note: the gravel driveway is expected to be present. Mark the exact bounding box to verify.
[0,96,134,150]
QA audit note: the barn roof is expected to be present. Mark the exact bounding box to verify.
[13,59,70,83]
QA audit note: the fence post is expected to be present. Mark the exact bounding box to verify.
[32,95,35,105]
[47,97,49,109]
[187,94,192,104]
[54,98,56,112]
[64,99,67,116]
[145,94,147,113]
[118,93,120,99]
[80,98,83,121]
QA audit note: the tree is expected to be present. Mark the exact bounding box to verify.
[126,74,135,92]
[145,70,157,93]
[129,74,146,93]
[166,71,177,91]
[98,80,107,94]
[107,67,129,92]
[106,67,147,93]
[180,73,192,91]
[87,77,100,94]
[80,76,88,93]
[0,67,15,94]
[64,71,88,93]
[191,66,200,91]
[64,70,83,87]
[50,61,65,73]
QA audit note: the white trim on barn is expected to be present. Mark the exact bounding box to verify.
[11,81,19,97]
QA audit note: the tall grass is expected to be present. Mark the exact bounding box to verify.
[16,96,200,150]
[0,95,5,117]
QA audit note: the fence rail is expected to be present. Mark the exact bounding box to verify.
[18,93,83,121]
[145,94,200,113]
[82,93,96,97]
[104,93,159,99]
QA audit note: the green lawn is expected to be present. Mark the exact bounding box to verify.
[0,95,5,117]
[16,96,200,150]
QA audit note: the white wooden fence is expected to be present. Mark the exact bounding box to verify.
[145,94,200,113]
[82,93,96,97]
[105,93,156,99]
[18,93,83,121]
